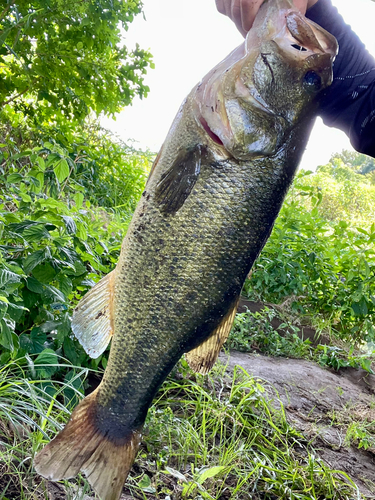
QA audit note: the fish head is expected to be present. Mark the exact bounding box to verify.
[193,0,338,160]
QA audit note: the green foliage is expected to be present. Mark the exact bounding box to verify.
[1,120,153,210]
[301,165,375,225]
[345,421,375,451]
[0,358,92,498]
[0,358,358,499]
[227,307,312,359]
[244,171,375,345]
[133,361,356,499]
[0,126,150,375]
[329,149,375,175]
[316,345,374,373]
[228,308,374,373]
[0,0,153,122]
[329,401,375,453]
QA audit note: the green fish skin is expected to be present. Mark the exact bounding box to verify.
[34,1,338,499]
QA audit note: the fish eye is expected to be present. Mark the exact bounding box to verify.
[303,70,322,93]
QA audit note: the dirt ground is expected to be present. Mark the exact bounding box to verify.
[219,350,375,499]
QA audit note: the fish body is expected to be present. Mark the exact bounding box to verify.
[34,2,337,499]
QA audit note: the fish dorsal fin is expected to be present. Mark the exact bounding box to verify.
[185,298,239,375]
[71,269,116,359]
[154,144,204,215]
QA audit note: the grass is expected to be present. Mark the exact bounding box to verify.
[0,359,92,499]
[0,356,362,500]
[128,360,358,499]
[328,401,375,452]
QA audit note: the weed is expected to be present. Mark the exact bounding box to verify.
[0,358,359,499]
[135,360,357,499]
[227,307,313,359]
[0,358,93,499]
[227,307,375,374]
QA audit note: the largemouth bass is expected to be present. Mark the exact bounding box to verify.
[34,1,337,499]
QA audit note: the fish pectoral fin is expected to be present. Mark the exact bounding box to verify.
[34,388,142,500]
[71,269,116,359]
[154,144,205,214]
[185,298,239,375]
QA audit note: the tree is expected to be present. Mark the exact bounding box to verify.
[329,149,375,175]
[0,0,153,122]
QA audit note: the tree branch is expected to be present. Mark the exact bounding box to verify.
[1,88,28,107]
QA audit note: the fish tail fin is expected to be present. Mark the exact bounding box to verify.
[34,388,142,500]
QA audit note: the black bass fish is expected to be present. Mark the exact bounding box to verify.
[35,1,337,499]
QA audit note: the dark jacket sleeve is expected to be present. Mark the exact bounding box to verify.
[306,0,375,158]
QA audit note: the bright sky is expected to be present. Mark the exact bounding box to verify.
[102,0,375,171]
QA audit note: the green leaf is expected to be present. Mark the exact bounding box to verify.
[76,221,87,240]
[197,466,227,484]
[62,215,77,235]
[8,220,38,233]
[63,336,80,365]
[19,328,47,354]
[43,142,54,151]
[54,159,70,182]
[63,369,84,409]
[32,263,56,284]
[26,277,44,294]
[36,156,46,171]
[7,173,23,183]
[137,474,156,493]
[73,192,84,209]
[0,318,14,351]
[0,268,22,288]
[23,224,51,242]
[351,298,368,317]
[24,250,47,274]
[58,275,73,296]
[39,320,62,333]
[11,150,32,160]
[19,192,32,203]
[34,349,58,379]
[43,285,66,303]
[7,301,28,322]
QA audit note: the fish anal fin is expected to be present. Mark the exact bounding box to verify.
[154,144,205,215]
[34,389,142,500]
[186,298,239,375]
[71,269,116,359]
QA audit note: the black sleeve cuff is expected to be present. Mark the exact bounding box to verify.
[306,0,375,157]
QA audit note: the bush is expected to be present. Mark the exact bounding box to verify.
[0,124,151,377]
[302,160,375,225]
[244,171,375,344]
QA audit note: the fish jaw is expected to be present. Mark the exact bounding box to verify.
[192,0,338,161]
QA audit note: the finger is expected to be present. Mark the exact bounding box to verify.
[215,0,230,17]
[230,0,243,30]
[293,0,308,15]
[215,0,227,15]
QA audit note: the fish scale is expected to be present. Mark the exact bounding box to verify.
[96,139,304,430]
[34,1,338,499]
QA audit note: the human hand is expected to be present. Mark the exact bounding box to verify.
[215,0,319,37]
